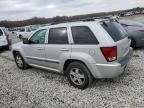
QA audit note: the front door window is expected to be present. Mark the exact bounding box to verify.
[29,29,47,44]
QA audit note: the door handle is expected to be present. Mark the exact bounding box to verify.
[37,48,44,50]
[60,48,69,51]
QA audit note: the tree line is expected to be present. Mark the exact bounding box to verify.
[0,7,143,28]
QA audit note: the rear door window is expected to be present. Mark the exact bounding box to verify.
[101,21,127,42]
[48,27,68,44]
[71,26,99,44]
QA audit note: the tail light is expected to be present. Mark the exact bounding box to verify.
[139,30,144,32]
[100,46,117,62]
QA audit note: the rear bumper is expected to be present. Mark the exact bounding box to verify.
[91,48,133,78]
[118,47,133,67]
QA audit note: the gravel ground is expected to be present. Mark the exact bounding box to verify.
[1,48,144,108]
[0,15,144,108]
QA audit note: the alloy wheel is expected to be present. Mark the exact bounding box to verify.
[69,68,85,86]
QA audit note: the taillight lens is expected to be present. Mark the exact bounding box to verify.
[139,30,144,32]
[100,46,117,62]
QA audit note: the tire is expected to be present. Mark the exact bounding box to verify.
[131,39,136,49]
[14,52,29,69]
[66,62,93,89]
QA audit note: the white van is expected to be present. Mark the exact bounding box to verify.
[17,25,40,40]
[0,27,11,49]
[16,26,32,40]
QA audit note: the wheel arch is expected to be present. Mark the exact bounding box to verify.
[13,50,20,57]
[62,59,95,79]
[12,50,26,62]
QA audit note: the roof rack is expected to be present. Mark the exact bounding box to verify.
[50,18,95,25]
[94,16,119,22]
[50,20,78,25]
[49,15,116,25]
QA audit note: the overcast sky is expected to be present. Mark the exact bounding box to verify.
[0,0,144,21]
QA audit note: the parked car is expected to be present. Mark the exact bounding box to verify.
[0,27,11,49]
[119,12,133,17]
[134,11,141,15]
[125,12,133,16]
[12,19,133,89]
[16,26,32,40]
[8,28,17,35]
[16,25,40,40]
[120,20,144,48]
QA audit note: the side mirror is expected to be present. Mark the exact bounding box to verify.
[23,38,29,44]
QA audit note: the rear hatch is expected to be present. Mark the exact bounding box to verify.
[101,19,131,61]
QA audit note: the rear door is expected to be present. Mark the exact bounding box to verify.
[101,21,131,61]
[45,25,71,72]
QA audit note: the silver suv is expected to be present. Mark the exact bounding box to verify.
[12,19,133,89]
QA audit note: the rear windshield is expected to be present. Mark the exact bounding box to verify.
[101,21,127,42]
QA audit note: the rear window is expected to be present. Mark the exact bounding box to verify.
[101,21,127,42]
[71,26,99,44]
[48,27,68,44]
